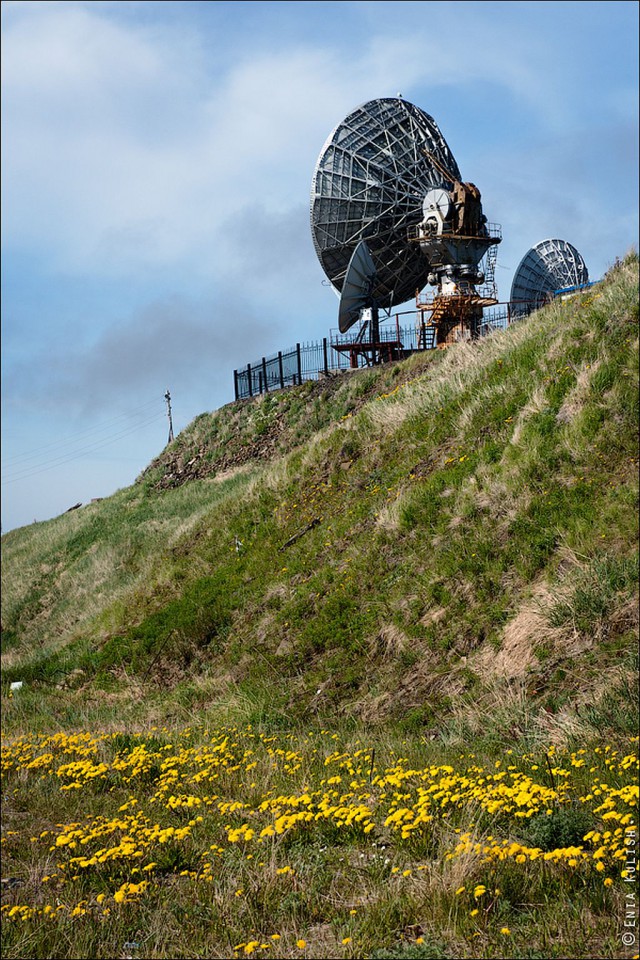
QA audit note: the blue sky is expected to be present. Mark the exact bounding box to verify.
[2,0,638,532]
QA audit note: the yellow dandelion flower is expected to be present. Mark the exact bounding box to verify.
[501,927,511,935]
[296,939,307,950]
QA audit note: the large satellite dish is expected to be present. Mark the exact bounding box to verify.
[310,97,461,316]
[311,97,501,352]
[510,239,589,315]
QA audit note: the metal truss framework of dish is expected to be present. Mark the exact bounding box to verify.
[310,97,461,311]
[510,239,589,315]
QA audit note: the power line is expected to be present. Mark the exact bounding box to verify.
[2,397,163,467]
[1,410,166,485]
[1,410,165,484]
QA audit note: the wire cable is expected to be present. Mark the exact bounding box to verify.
[1,410,167,485]
[2,397,163,467]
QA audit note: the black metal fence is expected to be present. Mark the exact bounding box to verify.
[233,340,332,400]
[234,320,433,400]
[233,309,514,401]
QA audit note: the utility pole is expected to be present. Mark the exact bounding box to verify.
[165,389,174,444]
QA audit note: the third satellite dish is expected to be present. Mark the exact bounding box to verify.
[510,239,589,316]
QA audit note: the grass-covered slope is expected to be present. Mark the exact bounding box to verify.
[2,253,638,740]
[1,253,638,960]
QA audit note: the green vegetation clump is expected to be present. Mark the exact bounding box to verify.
[1,250,638,958]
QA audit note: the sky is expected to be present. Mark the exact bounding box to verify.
[2,0,638,532]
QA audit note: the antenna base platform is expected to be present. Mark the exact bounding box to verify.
[417,291,498,346]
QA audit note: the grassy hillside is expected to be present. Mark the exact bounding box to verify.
[1,252,638,959]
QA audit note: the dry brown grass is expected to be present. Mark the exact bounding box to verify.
[368,623,412,659]
[374,492,407,531]
[419,606,447,628]
[472,468,528,524]
[556,359,602,425]
[509,385,550,447]
[476,584,560,681]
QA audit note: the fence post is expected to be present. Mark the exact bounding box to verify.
[322,337,329,375]
[247,364,253,397]
[296,343,302,385]
[233,370,239,401]
[278,351,284,389]
[262,357,269,392]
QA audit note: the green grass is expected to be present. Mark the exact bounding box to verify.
[1,251,638,958]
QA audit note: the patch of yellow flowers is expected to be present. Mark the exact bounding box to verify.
[2,727,637,937]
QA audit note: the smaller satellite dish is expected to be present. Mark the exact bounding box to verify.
[338,240,377,334]
[510,239,588,315]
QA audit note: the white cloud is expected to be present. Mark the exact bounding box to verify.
[0,2,576,281]
[2,0,636,309]
[1,0,638,532]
